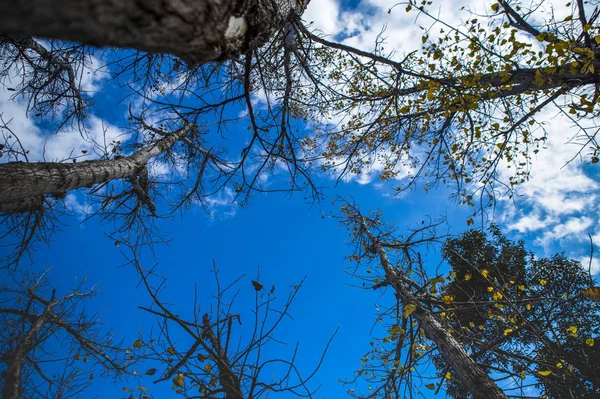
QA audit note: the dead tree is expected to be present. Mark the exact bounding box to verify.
[121,245,335,398]
[0,269,127,399]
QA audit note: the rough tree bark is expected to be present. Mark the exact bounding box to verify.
[0,0,305,65]
[0,124,191,212]
[359,218,509,399]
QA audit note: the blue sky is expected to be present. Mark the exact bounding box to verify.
[1,0,600,398]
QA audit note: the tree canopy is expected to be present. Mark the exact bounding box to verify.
[0,0,599,398]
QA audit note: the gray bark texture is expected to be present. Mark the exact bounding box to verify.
[0,0,304,65]
[0,125,190,212]
[360,219,509,399]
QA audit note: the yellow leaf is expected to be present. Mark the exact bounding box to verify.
[138,386,150,392]
[464,273,472,281]
[526,304,532,310]
[538,370,552,376]
[481,269,489,278]
[205,363,213,373]
[564,15,573,21]
[167,347,177,355]
[133,339,142,349]
[540,279,547,285]
[581,286,600,301]
[145,368,157,376]
[491,3,500,12]
[586,338,595,347]
[487,286,494,292]
[123,388,135,393]
[595,35,600,44]
[520,370,526,380]
[504,328,513,336]
[403,304,417,318]
[567,325,578,335]
[445,371,452,380]
[518,285,525,291]
[425,383,436,390]
[173,373,185,387]
[442,295,454,305]
[492,291,503,301]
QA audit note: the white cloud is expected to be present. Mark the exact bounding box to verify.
[577,256,600,275]
[204,187,238,219]
[303,0,341,35]
[63,192,93,219]
[499,105,600,272]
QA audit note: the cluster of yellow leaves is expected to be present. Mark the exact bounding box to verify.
[581,286,600,302]
[403,304,417,318]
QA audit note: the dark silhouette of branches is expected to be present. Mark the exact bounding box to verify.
[0,268,128,399]
[119,242,336,398]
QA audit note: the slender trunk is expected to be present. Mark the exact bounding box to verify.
[0,124,190,212]
[0,0,304,65]
[360,219,508,399]
[2,297,55,399]
[202,313,243,399]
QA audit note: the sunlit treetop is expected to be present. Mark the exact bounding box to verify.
[303,0,600,214]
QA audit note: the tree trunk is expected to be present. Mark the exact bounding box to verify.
[0,0,305,65]
[359,219,508,399]
[0,124,190,212]
[2,298,54,399]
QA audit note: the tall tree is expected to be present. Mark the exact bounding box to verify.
[302,0,600,209]
[0,0,306,66]
[437,227,600,398]
[0,269,127,399]
[339,202,507,399]
[338,202,599,398]
[119,244,335,398]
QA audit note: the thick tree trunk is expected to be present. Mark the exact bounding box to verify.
[360,219,508,399]
[0,0,304,65]
[0,125,190,212]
